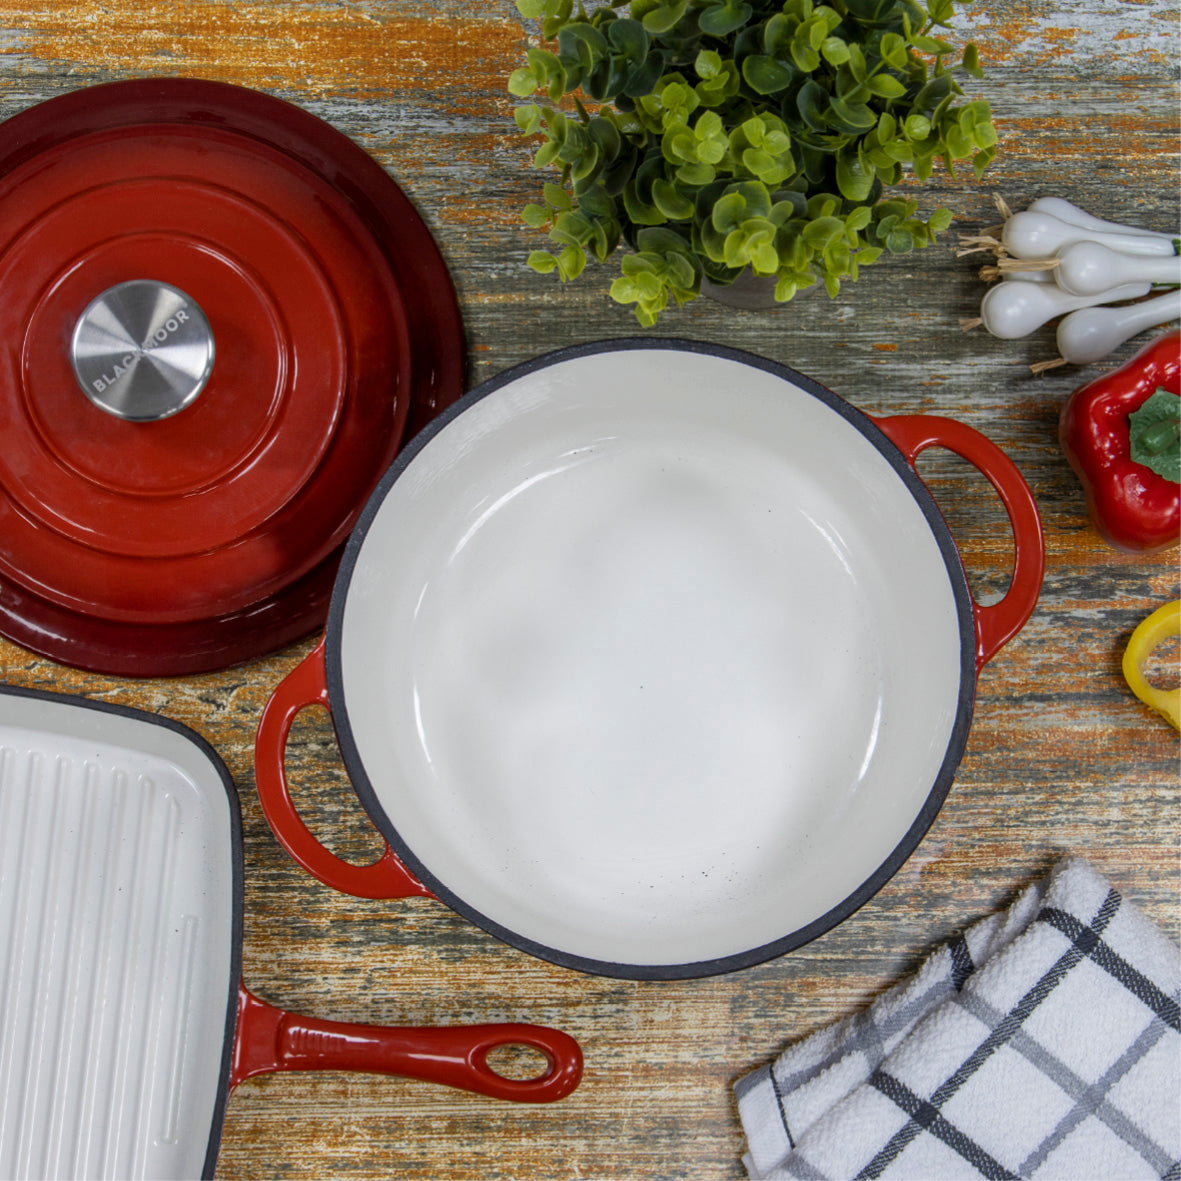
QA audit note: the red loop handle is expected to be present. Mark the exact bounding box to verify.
[873,414,1045,671]
[232,984,582,1102]
[254,636,431,899]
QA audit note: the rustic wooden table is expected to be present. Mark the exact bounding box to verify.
[0,1,1177,1178]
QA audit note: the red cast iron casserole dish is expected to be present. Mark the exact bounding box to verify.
[256,340,1045,980]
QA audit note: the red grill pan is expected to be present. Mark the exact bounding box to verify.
[0,686,581,1181]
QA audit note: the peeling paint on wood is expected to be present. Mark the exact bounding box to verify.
[0,2,527,101]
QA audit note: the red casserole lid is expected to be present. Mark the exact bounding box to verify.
[0,79,465,673]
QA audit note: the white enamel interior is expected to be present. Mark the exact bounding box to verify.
[339,349,964,968]
[0,694,235,1180]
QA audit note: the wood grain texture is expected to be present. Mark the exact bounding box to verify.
[0,1,1177,1178]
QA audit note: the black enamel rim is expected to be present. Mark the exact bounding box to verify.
[324,338,978,980]
[0,682,244,1175]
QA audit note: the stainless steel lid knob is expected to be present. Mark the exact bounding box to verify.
[70,280,215,421]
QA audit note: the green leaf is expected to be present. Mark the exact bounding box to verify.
[846,42,868,81]
[912,34,954,54]
[903,113,931,140]
[577,183,618,221]
[824,239,852,275]
[739,115,767,147]
[961,43,984,79]
[558,23,608,73]
[571,143,603,183]
[774,274,799,301]
[519,46,566,102]
[750,238,780,274]
[534,140,562,169]
[619,253,657,276]
[676,161,717,185]
[609,274,637,301]
[880,32,909,71]
[835,150,874,200]
[802,215,843,247]
[664,126,697,164]
[828,93,877,132]
[508,67,540,97]
[913,73,953,110]
[608,18,649,63]
[623,50,668,99]
[698,218,729,262]
[640,0,688,33]
[712,191,749,233]
[664,253,698,291]
[845,205,873,232]
[653,178,697,219]
[695,49,721,78]
[538,0,573,38]
[743,54,796,94]
[790,38,821,72]
[926,0,955,26]
[742,148,791,186]
[927,206,953,233]
[557,244,587,279]
[528,250,559,274]
[796,79,830,132]
[635,225,692,255]
[944,124,970,158]
[699,0,753,37]
[657,79,698,123]
[695,61,741,106]
[695,110,728,160]
[514,103,544,134]
[821,36,850,65]
[1129,389,1181,483]
[733,180,772,218]
[588,116,622,158]
[762,12,791,54]
[867,73,907,99]
[587,219,613,261]
[522,203,550,228]
[623,185,668,226]
[516,0,547,18]
[550,209,592,246]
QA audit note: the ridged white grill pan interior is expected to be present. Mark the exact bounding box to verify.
[0,689,237,1180]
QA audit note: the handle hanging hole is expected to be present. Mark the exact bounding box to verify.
[483,1043,554,1082]
[914,448,1015,607]
[284,702,387,865]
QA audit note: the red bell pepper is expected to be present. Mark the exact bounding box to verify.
[1059,329,1180,553]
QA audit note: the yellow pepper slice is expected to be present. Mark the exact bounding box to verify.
[1122,600,1181,730]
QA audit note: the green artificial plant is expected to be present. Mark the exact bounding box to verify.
[509,0,997,325]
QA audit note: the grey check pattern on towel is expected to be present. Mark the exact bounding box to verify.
[735,858,1180,1179]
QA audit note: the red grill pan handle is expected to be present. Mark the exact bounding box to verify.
[231,984,583,1102]
[254,636,426,899]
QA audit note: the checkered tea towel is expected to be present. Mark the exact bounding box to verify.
[735,858,1180,1180]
